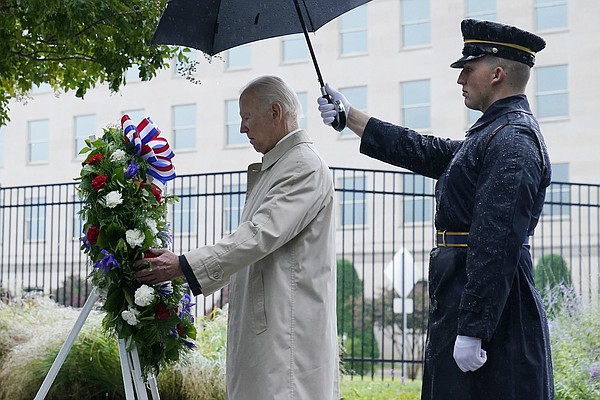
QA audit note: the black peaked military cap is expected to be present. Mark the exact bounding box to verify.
[451,19,546,68]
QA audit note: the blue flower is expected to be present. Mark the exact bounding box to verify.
[81,236,91,250]
[178,293,195,322]
[182,339,197,350]
[93,249,120,274]
[169,327,179,339]
[124,160,139,179]
[159,282,174,297]
[158,229,173,246]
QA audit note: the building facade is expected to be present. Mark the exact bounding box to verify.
[1,0,597,187]
[1,0,599,297]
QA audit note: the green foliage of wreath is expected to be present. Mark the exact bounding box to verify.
[76,122,194,376]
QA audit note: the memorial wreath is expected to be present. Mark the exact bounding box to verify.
[76,115,196,375]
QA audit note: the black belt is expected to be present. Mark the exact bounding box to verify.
[435,231,531,247]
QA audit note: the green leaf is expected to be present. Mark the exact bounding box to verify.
[0,0,198,125]
[104,284,125,307]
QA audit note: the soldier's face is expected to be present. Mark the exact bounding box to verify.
[457,57,496,112]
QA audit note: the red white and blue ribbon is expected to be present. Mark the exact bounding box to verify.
[121,114,176,191]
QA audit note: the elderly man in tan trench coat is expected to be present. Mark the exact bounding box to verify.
[136,75,340,400]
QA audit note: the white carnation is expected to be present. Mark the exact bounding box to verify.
[146,218,158,235]
[134,284,155,307]
[103,191,123,208]
[110,149,127,163]
[126,229,145,248]
[121,307,140,326]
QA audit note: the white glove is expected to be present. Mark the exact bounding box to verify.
[453,335,487,372]
[316,83,352,126]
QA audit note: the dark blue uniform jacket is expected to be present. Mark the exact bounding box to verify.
[360,95,554,400]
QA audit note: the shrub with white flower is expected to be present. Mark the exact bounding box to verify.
[77,115,195,376]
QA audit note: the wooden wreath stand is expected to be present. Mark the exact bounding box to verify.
[34,288,160,400]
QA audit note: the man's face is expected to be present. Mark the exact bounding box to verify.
[457,57,496,112]
[239,90,279,154]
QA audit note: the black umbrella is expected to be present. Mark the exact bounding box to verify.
[151,0,372,131]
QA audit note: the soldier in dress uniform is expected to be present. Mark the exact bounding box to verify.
[317,19,554,400]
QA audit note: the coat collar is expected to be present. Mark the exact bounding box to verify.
[466,94,532,134]
[260,130,312,171]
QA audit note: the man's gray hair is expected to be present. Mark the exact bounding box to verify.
[241,76,303,120]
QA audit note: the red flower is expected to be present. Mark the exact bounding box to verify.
[86,225,100,245]
[151,185,162,203]
[86,154,105,165]
[91,174,108,191]
[155,303,171,320]
[144,251,158,259]
[177,324,183,337]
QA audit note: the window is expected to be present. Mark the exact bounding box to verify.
[174,47,199,78]
[338,86,367,137]
[25,197,46,241]
[543,163,570,217]
[535,0,567,31]
[466,0,497,21]
[122,109,146,125]
[28,119,49,163]
[223,184,247,233]
[31,82,52,94]
[226,99,246,146]
[467,109,483,127]
[401,80,430,130]
[282,34,308,63]
[74,115,96,158]
[296,92,307,130]
[401,0,430,47]
[338,175,366,227]
[536,65,568,119]
[340,5,368,55]
[172,104,196,150]
[125,64,141,83]
[403,175,434,223]
[172,187,197,235]
[227,45,251,69]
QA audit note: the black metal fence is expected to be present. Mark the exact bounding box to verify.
[1,168,598,378]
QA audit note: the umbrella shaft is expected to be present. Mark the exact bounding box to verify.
[293,0,325,87]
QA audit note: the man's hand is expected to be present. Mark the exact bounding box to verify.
[317,83,351,126]
[134,248,183,284]
[453,335,487,372]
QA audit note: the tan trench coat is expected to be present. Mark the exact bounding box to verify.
[184,130,340,400]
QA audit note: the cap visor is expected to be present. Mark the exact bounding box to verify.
[450,54,485,68]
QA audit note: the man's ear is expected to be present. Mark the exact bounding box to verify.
[271,102,283,120]
[492,66,505,84]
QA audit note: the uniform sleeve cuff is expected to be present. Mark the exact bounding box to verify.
[179,255,202,296]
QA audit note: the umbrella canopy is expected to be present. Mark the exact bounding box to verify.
[152,0,370,57]
[152,0,371,131]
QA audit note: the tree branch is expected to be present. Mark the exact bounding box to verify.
[11,50,96,63]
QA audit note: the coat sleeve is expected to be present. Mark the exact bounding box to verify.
[360,117,460,179]
[183,150,332,295]
[458,126,545,341]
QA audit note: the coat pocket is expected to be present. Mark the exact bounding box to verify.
[250,270,268,334]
